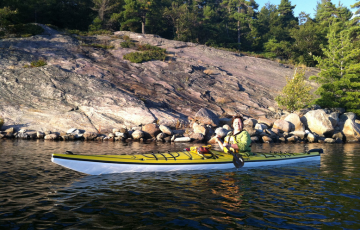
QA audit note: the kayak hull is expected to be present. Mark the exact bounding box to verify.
[51,150,321,175]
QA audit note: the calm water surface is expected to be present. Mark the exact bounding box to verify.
[0,140,359,229]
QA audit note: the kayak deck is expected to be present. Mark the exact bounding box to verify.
[51,149,322,175]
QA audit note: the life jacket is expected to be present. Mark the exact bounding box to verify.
[224,131,243,153]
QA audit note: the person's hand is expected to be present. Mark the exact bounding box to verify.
[215,135,221,143]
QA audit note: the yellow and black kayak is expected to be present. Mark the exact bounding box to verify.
[51,146,323,175]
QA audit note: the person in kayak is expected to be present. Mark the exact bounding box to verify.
[216,115,251,153]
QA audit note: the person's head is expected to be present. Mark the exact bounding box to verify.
[231,115,244,131]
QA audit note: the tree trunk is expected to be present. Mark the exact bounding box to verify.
[141,17,145,34]
[237,7,241,51]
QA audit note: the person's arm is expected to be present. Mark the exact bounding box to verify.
[216,136,238,151]
[236,131,251,152]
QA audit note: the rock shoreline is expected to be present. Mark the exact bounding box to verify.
[1,108,359,144]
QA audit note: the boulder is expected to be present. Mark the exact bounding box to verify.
[340,112,356,122]
[115,132,127,138]
[132,130,144,140]
[190,133,204,142]
[37,131,45,139]
[83,132,98,140]
[194,108,220,127]
[273,120,291,133]
[290,131,306,139]
[328,112,339,128]
[215,127,228,138]
[251,136,259,143]
[244,118,257,128]
[285,113,304,132]
[294,109,310,117]
[17,132,28,139]
[258,117,274,127]
[156,133,166,141]
[255,123,267,133]
[342,119,360,142]
[159,125,172,136]
[325,138,335,143]
[44,133,59,140]
[244,127,257,136]
[262,135,272,143]
[304,110,334,136]
[204,126,215,142]
[265,129,277,139]
[287,136,298,142]
[27,132,37,139]
[5,127,14,134]
[142,124,161,138]
[193,123,207,135]
[222,124,231,130]
[271,128,280,135]
[174,137,191,142]
[332,131,344,142]
[279,137,286,142]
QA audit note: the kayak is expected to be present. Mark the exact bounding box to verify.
[51,147,323,175]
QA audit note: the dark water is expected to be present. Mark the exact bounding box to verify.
[1,140,360,230]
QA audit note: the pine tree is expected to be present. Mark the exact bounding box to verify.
[310,19,360,115]
[122,0,154,34]
[351,0,360,23]
[221,0,258,51]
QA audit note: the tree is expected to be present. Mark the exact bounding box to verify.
[221,0,258,51]
[0,7,17,31]
[163,2,198,41]
[290,12,324,66]
[91,0,120,30]
[351,0,360,23]
[310,19,360,115]
[122,0,153,34]
[275,67,313,112]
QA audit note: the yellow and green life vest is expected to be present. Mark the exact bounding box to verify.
[224,130,251,153]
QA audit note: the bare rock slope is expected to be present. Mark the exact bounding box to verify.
[0,25,319,132]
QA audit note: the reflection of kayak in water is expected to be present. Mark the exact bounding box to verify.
[51,146,323,175]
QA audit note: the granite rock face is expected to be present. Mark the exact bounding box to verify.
[0,25,320,132]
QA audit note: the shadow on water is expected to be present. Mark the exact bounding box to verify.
[0,140,360,229]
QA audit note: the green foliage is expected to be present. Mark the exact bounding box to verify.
[310,19,360,115]
[123,46,166,63]
[6,24,44,37]
[89,17,103,31]
[82,43,114,49]
[136,43,163,51]
[0,7,17,30]
[30,59,47,67]
[120,40,135,48]
[0,0,356,68]
[275,67,314,112]
[45,24,59,31]
[0,116,4,129]
[67,29,112,36]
